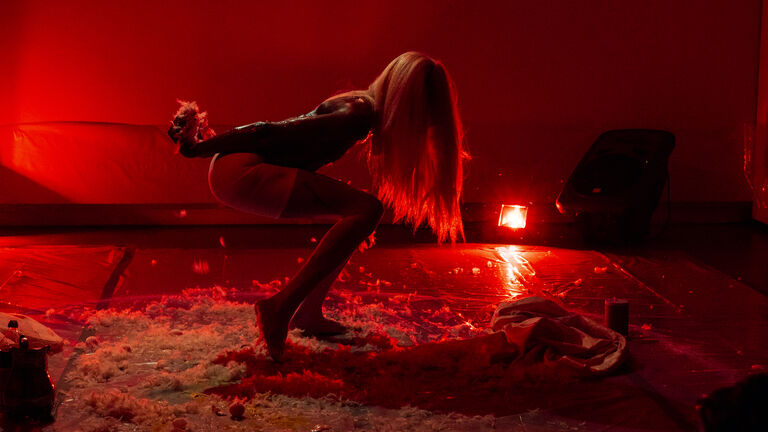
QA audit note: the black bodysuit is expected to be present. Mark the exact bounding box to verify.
[183,95,375,172]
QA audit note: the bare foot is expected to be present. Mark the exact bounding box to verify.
[255,298,291,361]
[290,315,349,337]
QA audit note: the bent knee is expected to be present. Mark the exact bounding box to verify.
[345,195,383,233]
[360,195,384,221]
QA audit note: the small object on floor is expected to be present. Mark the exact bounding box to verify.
[211,404,225,416]
[172,417,188,430]
[604,297,629,335]
[85,335,99,350]
[229,401,245,419]
[697,373,768,432]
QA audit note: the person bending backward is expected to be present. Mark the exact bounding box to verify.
[168,52,469,361]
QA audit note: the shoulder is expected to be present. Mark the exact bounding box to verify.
[316,94,374,119]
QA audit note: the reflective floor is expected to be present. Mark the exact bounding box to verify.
[1,223,767,430]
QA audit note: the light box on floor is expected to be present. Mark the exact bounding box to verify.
[498,205,528,229]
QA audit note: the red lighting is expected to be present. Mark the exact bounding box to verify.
[498,205,528,229]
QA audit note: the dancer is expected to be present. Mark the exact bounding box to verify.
[168,52,469,361]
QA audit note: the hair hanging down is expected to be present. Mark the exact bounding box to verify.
[365,51,470,243]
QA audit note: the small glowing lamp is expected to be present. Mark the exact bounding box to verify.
[498,205,528,229]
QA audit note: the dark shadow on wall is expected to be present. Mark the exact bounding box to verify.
[0,166,70,204]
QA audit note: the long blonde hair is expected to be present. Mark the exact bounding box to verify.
[363,52,469,243]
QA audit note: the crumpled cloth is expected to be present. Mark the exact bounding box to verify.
[491,296,627,377]
[0,312,63,353]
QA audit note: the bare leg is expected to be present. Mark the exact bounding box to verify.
[290,259,349,336]
[256,170,383,360]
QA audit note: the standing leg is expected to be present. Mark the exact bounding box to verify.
[289,259,349,335]
[256,170,383,360]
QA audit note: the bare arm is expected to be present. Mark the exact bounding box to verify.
[179,97,373,159]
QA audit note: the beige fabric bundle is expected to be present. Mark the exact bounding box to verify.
[491,296,627,376]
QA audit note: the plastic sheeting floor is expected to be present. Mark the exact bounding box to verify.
[1,226,767,431]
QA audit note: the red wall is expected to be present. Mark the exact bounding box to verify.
[1,0,760,204]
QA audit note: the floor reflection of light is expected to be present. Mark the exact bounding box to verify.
[455,311,476,330]
[495,245,535,299]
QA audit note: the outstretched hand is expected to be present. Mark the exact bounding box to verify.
[167,100,216,157]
